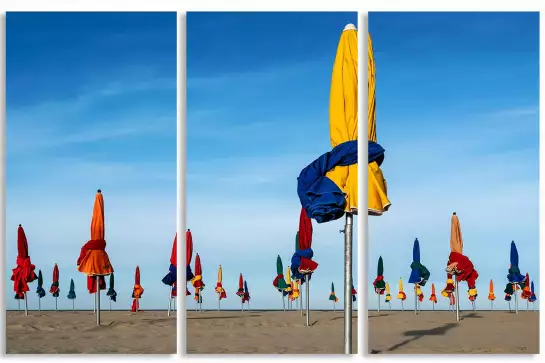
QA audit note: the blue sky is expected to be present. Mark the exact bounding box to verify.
[187,12,359,310]
[5,12,176,310]
[368,12,539,311]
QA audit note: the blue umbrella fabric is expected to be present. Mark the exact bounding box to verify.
[67,279,76,299]
[36,269,46,298]
[529,281,537,303]
[507,241,525,284]
[408,238,430,286]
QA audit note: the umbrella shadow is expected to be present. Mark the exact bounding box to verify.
[368,314,390,318]
[460,312,483,320]
[187,314,261,320]
[375,322,458,353]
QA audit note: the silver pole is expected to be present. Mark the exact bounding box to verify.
[401,300,404,311]
[300,280,303,316]
[389,301,391,311]
[334,302,336,312]
[343,213,353,354]
[109,299,111,312]
[455,281,460,322]
[96,276,100,326]
[218,294,220,312]
[24,292,28,316]
[283,295,286,311]
[55,297,58,312]
[18,299,20,312]
[377,293,380,312]
[527,299,529,312]
[38,298,41,312]
[241,298,243,312]
[168,287,172,316]
[414,284,417,316]
[515,284,518,315]
[249,301,251,311]
[509,301,511,312]
[306,274,310,327]
[73,299,75,312]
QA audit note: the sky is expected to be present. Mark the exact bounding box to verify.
[5,12,177,310]
[368,12,540,311]
[187,12,359,310]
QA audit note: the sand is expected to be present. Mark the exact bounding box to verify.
[6,310,176,354]
[186,310,358,354]
[368,310,539,354]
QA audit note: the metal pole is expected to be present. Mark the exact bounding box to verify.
[414,284,417,316]
[334,302,336,312]
[96,276,100,326]
[168,287,172,316]
[377,293,380,312]
[389,301,391,311]
[249,301,251,311]
[515,284,518,315]
[241,298,243,312]
[401,300,404,311]
[18,299,20,312]
[218,294,220,312]
[433,302,435,311]
[343,213,353,355]
[455,281,460,322]
[527,300,529,312]
[24,292,28,316]
[282,295,286,311]
[55,297,58,312]
[300,280,303,316]
[109,299,111,312]
[73,299,75,312]
[509,301,511,312]
[38,298,41,312]
[305,274,310,327]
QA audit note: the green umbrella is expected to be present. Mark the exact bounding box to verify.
[273,255,288,290]
[36,270,46,311]
[374,256,386,291]
[329,282,338,301]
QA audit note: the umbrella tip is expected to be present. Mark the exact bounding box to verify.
[453,212,456,215]
[18,224,21,227]
[344,23,357,31]
[97,189,102,193]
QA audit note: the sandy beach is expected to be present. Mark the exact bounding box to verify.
[6,310,176,354]
[368,310,539,354]
[186,310,358,354]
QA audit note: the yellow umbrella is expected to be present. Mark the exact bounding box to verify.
[285,266,292,292]
[291,279,300,300]
[325,24,358,213]
[385,282,392,302]
[215,265,226,309]
[367,32,391,215]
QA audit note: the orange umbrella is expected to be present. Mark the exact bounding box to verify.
[429,283,437,309]
[131,266,144,312]
[77,190,113,293]
[488,279,496,310]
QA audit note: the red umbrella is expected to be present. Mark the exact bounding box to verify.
[186,229,194,296]
[297,208,318,274]
[11,225,38,302]
[171,234,177,297]
[192,254,204,289]
[236,273,244,297]
[50,263,60,296]
[131,266,144,312]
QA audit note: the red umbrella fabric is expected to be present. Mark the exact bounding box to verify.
[162,234,177,296]
[131,266,144,312]
[11,225,38,298]
[237,273,244,297]
[186,230,194,296]
[191,254,204,289]
[291,208,318,282]
[49,264,60,297]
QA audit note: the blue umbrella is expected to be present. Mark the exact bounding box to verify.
[409,238,430,286]
[507,241,525,284]
[529,281,537,303]
[67,279,76,311]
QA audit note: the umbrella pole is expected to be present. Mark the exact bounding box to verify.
[241,298,243,312]
[389,301,391,311]
[378,293,380,312]
[73,299,75,312]
[300,281,303,316]
[515,285,518,315]
[455,281,460,322]
[18,299,20,312]
[218,295,220,312]
[343,212,353,355]
[305,274,310,327]
[109,299,111,312]
[414,284,417,316]
[38,298,41,312]
[96,276,101,326]
[401,300,404,311]
[56,297,58,312]
[433,302,434,311]
[168,287,172,317]
[24,292,28,316]
[527,300,529,312]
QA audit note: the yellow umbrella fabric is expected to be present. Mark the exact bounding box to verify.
[367,33,391,215]
[385,282,392,302]
[291,279,300,300]
[285,266,292,292]
[397,278,406,300]
[325,24,358,213]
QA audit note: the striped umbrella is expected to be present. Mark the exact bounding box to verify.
[67,279,76,311]
[50,263,60,311]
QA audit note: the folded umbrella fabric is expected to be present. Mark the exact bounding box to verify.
[441,273,456,297]
[67,279,76,299]
[507,241,525,284]
[373,256,386,294]
[107,273,117,302]
[36,269,46,298]
[409,239,430,286]
[385,283,391,303]
[397,278,406,300]
[11,225,38,299]
[50,264,60,297]
[329,282,339,303]
[429,283,437,304]
[529,281,537,302]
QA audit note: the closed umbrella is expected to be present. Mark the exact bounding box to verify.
[291,208,317,323]
[529,281,537,311]
[243,280,251,310]
[384,283,391,311]
[507,241,525,315]
[292,279,300,306]
[409,239,429,314]
[429,283,437,310]
[186,230,194,296]
[215,265,227,311]
[285,266,293,310]
[521,273,532,312]
[107,273,117,312]
[373,256,386,312]
[329,282,339,311]
[191,254,204,311]
[397,278,407,311]
[36,270,46,311]
[162,234,177,316]
[488,279,496,310]
[67,279,76,311]
[446,213,478,321]
[236,273,244,311]
[50,264,60,311]
[131,266,144,312]
[11,224,38,316]
[441,273,456,312]
[352,285,357,303]
[273,255,288,311]
[77,190,113,326]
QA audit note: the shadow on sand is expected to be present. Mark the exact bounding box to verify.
[371,322,458,354]
[187,314,262,320]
